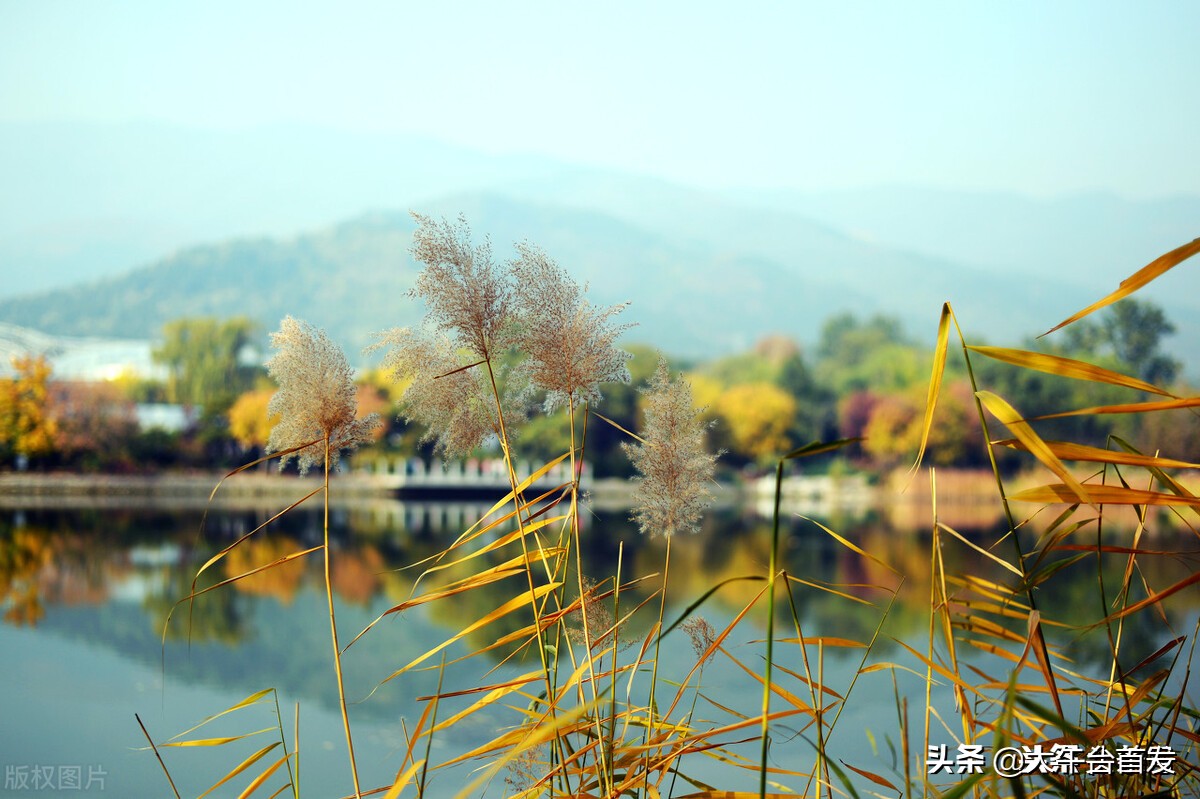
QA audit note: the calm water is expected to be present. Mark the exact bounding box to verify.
[2,491,1197,797]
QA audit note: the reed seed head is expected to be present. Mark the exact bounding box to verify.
[622,358,717,537]
[266,316,380,474]
[409,213,514,361]
[372,326,520,460]
[510,241,633,412]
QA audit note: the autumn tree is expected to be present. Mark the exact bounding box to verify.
[50,381,139,471]
[227,388,278,452]
[713,382,796,465]
[0,355,58,468]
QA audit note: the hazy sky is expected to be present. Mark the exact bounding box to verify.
[2,1,1198,199]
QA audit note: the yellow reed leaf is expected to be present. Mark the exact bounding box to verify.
[967,345,1169,396]
[1043,237,1200,337]
[1010,483,1200,506]
[976,391,1092,505]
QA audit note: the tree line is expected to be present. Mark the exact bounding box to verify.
[1,298,1194,476]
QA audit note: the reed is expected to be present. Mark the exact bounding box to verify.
[144,228,1199,799]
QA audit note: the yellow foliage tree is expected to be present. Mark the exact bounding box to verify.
[227,388,278,451]
[0,355,58,465]
[862,394,922,468]
[713,382,796,463]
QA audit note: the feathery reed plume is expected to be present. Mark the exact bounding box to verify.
[623,359,717,536]
[266,316,379,473]
[371,326,520,459]
[409,212,514,360]
[566,576,622,651]
[681,616,717,667]
[510,241,633,412]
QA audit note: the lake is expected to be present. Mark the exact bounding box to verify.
[2,484,1197,798]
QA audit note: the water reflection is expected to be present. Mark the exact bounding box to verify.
[3,496,1198,796]
[5,498,1197,679]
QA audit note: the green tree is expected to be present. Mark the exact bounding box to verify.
[777,350,836,444]
[1064,298,1180,385]
[815,313,925,394]
[153,317,261,415]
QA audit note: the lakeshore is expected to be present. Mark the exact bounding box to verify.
[0,468,1011,530]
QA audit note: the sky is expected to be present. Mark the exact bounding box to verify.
[3,0,1198,199]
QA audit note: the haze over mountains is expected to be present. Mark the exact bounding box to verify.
[2,121,1197,367]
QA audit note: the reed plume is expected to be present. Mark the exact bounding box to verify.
[511,241,633,412]
[265,316,379,472]
[409,212,514,360]
[623,358,718,536]
[372,326,521,459]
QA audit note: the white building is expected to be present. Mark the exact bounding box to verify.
[0,322,165,381]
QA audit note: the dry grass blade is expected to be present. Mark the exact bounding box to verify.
[451,697,606,799]
[427,671,545,735]
[236,751,292,799]
[910,302,951,476]
[1042,236,1200,337]
[976,390,1092,505]
[343,545,563,652]
[1035,395,1200,419]
[782,437,863,461]
[192,487,324,589]
[162,729,276,747]
[800,514,901,577]
[1098,571,1200,623]
[839,759,898,791]
[775,637,866,648]
[164,546,322,640]
[591,408,645,443]
[994,438,1200,470]
[166,689,276,742]
[968,345,1172,396]
[378,581,561,684]
[1024,610,1067,728]
[937,522,1024,577]
[1125,636,1185,674]
[136,713,182,799]
[196,743,281,798]
[1011,483,1200,506]
[676,787,796,791]
[724,653,819,711]
[783,574,874,606]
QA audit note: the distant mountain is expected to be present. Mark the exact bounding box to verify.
[0,120,572,298]
[2,120,1196,368]
[722,185,1200,362]
[0,196,882,359]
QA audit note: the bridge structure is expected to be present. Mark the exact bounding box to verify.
[353,455,586,496]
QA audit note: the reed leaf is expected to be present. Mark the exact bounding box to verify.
[911,303,951,475]
[976,390,1093,505]
[236,751,292,799]
[196,739,283,796]
[379,581,562,683]
[1011,483,1200,506]
[994,438,1200,470]
[968,345,1171,396]
[1042,236,1200,336]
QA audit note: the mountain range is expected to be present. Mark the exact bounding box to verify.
[1,121,1196,367]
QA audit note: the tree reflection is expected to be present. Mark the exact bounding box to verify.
[148,554,246,645]
[0,525,53,625]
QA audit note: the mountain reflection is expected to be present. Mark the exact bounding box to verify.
[3,498,1198,719]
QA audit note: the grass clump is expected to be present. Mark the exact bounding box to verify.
[143,225,1200,799]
